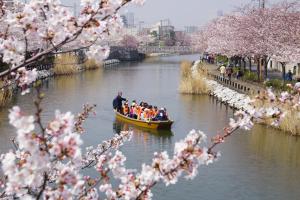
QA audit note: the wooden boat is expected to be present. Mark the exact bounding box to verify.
[115,111,173,130]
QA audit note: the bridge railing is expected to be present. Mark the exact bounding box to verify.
[138,46,194,54]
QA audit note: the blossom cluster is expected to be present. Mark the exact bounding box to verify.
[95,130,213,200]
[0,0,145,77]
[194,1,300,64]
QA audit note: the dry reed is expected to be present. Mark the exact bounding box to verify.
[253,98,300,135]
[83,59,102,70]
[179,61,210,95]
[53,54,78,75]
[0,80,12,106]
[279,110,300,135]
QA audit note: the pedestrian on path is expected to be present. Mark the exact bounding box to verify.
[220,65,226,78]
[226,66,233,80]
[286,70,293,81]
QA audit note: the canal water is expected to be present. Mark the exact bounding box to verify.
[0,54,300,199]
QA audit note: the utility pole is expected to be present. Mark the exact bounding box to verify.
[259,0,265,9]
[74,2,77,17]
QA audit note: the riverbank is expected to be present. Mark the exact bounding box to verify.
[184,60,300,136]
[0,58,104,107]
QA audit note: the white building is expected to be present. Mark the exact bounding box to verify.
[268,59,300,77]
[184,26,198,34]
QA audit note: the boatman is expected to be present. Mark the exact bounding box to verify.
[113,92,127,114]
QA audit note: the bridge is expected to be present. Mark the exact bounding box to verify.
[138,46,195,54]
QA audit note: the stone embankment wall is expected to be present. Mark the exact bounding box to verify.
[192,61,254,112]
[107,46,145,62]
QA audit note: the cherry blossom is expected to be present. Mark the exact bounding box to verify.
[1,0,300,199]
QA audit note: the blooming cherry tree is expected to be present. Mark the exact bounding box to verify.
[195,1,300,80]
[0,0,300,199]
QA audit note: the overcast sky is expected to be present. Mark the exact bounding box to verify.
[63,0,282,30]
[124,0,248,29]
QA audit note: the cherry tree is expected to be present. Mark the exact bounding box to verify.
[0,0,300,199]
[120,34,139,48]
[175,31,191,46]
[195,1,300,80]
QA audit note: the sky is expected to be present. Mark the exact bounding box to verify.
[124,0,248,29]
[62,0,282,30]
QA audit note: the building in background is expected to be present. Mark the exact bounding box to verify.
[149,19,175,46]
[268,60,300,78]
[121,12,135,28]
[120,15,128,27]
[184,26,198,34]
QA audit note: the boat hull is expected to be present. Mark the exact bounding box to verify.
[115,111,173,130]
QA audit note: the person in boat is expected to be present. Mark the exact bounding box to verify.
[142,108,151,121]
[129,102,138,119]
[141,108,146,121]
[123,102,130,116]
[139,101,144,107]
[148,105,154,119]
[151,106,159,121]
[113,92,127,114]
[155,108,168,121]
[163,108,169,119]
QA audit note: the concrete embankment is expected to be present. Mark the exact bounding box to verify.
[191,60,300,135]
[191,61,253,112]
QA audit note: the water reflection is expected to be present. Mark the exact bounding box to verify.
[248,125,300,168]
[113,120,173,148]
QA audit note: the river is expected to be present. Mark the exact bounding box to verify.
[0,54,300,199]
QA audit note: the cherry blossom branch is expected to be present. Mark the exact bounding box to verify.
[74,104,97,134]
[82,131,132,169]
[0,0,134,78]
[36,173,48,200]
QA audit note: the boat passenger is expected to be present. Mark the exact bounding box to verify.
[139,102,144,107]
[143,108,151,121]
[123,102,130,116]
[152,106,158,120]
[113,92,127,114]
[163,108,169,120]
[129,102,138,119]
[155,108,168,121]
[136,106,142,120]
[148,105,154,118]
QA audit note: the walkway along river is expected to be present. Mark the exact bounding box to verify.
[0,55,300,199]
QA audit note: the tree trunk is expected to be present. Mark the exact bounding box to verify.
[242,58,246,71]
[249,57,252,72]
[281,62,286,81]
[264,57,268,80]
[257,58,261,81]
